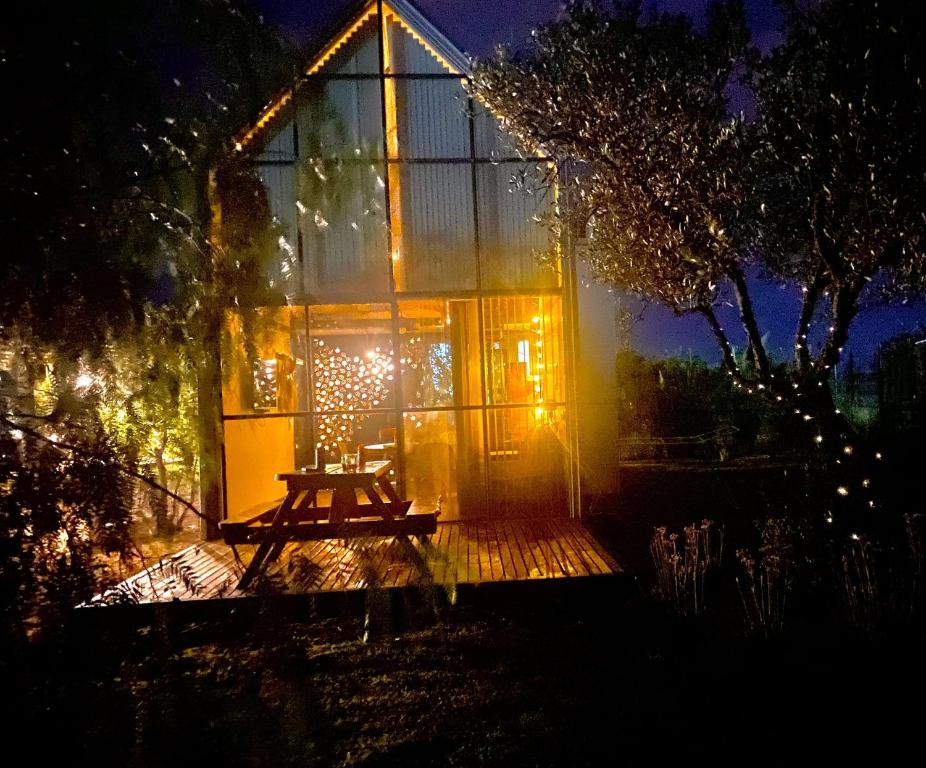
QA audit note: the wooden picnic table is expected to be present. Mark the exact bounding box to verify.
[223,460,436,590]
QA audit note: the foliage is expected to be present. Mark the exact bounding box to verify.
[0,413,134,651]
[0,0,297,638]
[476,0,752,310]
[615,351,781,453]
[472,0,926,524]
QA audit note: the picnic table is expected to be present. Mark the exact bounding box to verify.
[221,460,437,590]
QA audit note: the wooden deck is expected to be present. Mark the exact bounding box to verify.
[96,518,621,605]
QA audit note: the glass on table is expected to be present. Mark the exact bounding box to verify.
[340,451,360,472]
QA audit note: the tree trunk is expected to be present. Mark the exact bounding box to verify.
[196,316,224,540]
[152,443,172,537]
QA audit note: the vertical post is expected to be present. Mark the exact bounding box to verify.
[468,96,492,509]
[376,0,407,498]
[292,111,306,302]
[557,161,583,519]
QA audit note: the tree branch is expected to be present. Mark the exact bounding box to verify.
[795,263,826,373]
[812,192,846,281]
[696,304,747,384]
[813,279,864,377]
[728,266,771,382]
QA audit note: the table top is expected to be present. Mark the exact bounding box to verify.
[275,459,392,485]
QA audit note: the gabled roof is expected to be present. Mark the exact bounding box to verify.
[236,0,470,152]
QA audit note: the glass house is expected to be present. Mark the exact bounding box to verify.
[214,0,584,524]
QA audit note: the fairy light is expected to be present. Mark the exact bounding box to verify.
[836,486,849,496]
[74,372,94,391]
[252,358,278,410]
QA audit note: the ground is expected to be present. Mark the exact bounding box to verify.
[9,581,924,767]
[7,455,925,766]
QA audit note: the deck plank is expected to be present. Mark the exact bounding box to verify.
[545,519,589,577]
[543,517,588,576]
[483,522,495,581]
[430,523,450,586]
[573,523,622,573]
[466,523,480,583]
[521,518,556,578]
[452,521,465,585]
[556,520,612,576]
[502,521,530,580]
[492,521,511,580]
[552,519,603,575]
[100,516,621,605]
[494,521,516,580]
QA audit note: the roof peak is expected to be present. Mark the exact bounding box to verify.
[237,0,470,150]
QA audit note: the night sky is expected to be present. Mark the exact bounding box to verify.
[260,0,926,369]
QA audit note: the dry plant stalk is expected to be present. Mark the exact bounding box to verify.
[839,513,924,633]
[650,520,724,616]
[736,518,794,636]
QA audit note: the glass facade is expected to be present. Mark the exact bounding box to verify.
[220,3,576,522]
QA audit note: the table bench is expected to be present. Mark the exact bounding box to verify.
[220,460,437,590]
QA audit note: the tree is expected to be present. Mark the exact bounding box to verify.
[471,0,926,524]
[0,0,295,642]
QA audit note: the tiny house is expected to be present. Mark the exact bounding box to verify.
[212,0,617,528]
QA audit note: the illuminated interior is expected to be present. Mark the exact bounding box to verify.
[219,2,576,522]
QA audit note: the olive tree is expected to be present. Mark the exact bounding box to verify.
[471,0,925,522]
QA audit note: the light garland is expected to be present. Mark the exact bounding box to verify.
[252,358,278,410]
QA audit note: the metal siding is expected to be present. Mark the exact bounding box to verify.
[400,163,476,291]
[473,103,523,160]
[257,127,296,163]
[396,78,469,159]
[328,14,382,74]
[477,163,556,290]
[256,163,298,297]
[390,22,447,74]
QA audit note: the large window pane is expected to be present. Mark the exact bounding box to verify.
[399,299,482,408]
[404,410,485,521]
[298,158,389,296]
[296,79,384,162]
[309,304,396,422]
[254,163,300,300]
[313,412,397,466]
[223,416,298,521]
[486,406,569,517]
[393,163,476,291]
[222,307,308,416]
[476,162,559,290]
[393,78,470,159]
[483,296,565,406]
